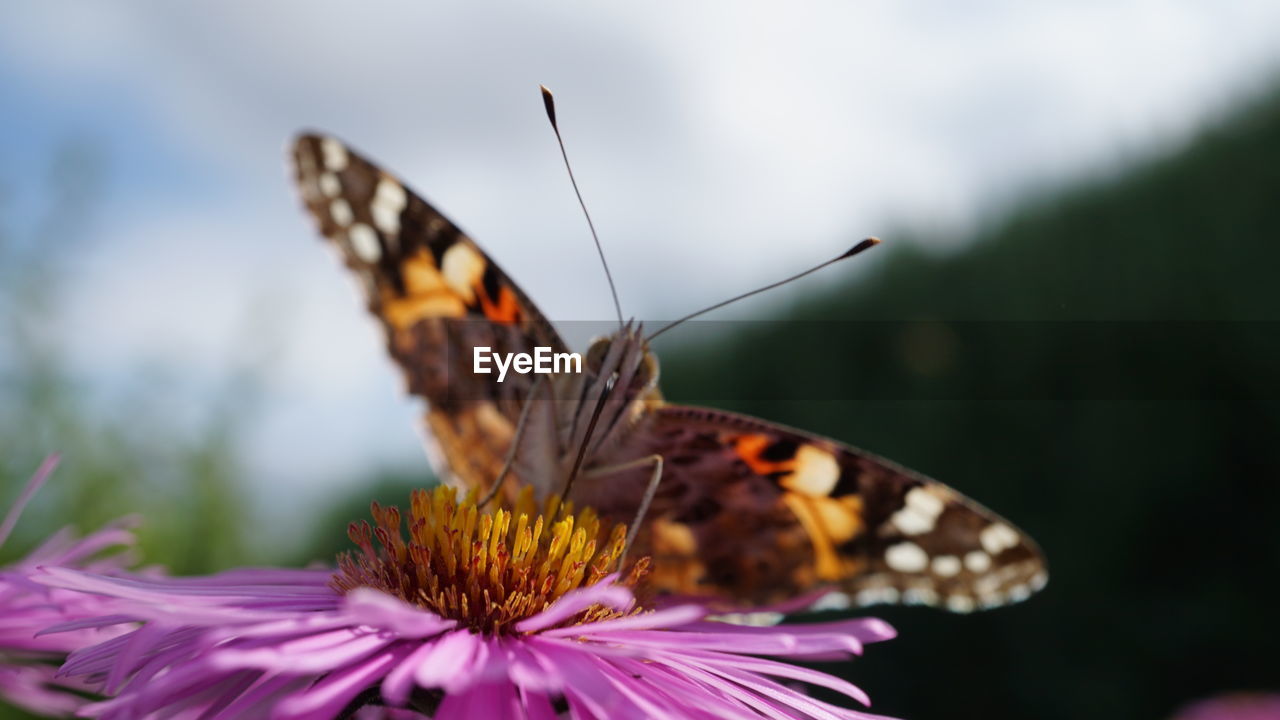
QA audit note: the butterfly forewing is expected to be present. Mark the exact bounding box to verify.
[292,133,568,491]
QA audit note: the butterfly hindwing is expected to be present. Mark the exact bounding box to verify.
[580,405,1046,611]
[292,133,566,490]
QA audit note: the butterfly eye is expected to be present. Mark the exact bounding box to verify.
[633,350,658,389]
[584,337,611,376]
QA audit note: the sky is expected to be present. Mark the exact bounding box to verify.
[2,2,1279,528]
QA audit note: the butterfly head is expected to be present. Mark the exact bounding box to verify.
[585,321,661,405]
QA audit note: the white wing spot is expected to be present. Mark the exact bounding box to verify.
[781,445,840,496]
[890,486,946,536]
[320,137,349,171]
[973,573,1004,595]
[319,172,341,198]
[979,523,1020,555]
[890,507,931,535]
[348,223,382,263]
[964,550,992,573]
[714,611,783,627]
[330,199,354,227]
[1006,583,1032,602]
[908,486,946,515]
[885,542,929,573]
[810,592,851,611]
[932,555,961,577]
[441,243,485,302]
[903,586,939,605]
[946,595,976,612]
[854,587,900,606]
[371,177,407,234]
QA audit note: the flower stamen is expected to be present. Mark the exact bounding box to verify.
[332,485,647,634]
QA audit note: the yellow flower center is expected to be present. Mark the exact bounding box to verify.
[332,486,648,635]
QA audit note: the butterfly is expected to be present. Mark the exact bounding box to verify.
[290,129,1047,613]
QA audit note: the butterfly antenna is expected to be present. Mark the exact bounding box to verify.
[541,85,625,330]
[647,237,881,341]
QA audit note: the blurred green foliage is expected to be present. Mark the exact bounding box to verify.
[659,89,1280,718]
[0,143,255,720]
[4,85,1279,718]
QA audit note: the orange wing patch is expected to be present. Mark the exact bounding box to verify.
[374,242,522,328]
[380,247,468,329]
[782,493,865,581]
[647,517,708,594]
[731,434,865,581]
[477,283,522,324]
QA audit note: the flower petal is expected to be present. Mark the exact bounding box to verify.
[538,604,706,638]
[0,454,59,549]
[343,587,455,638]
[276,645,411,718]
[514,579,634,633]
[435,680,523,720]
[410,629,489,693]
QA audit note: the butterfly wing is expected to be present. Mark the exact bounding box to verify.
[292,133,567,491]
[579,404,1046,611]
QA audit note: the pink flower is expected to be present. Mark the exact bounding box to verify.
[37,486,897,719]
[1,456,138,716]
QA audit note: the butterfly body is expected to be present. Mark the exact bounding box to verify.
[291,132,1047,611]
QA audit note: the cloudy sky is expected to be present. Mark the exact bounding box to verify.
[3,2,1278,522]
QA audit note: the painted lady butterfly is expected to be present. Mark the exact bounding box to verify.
[290,116,1046,612]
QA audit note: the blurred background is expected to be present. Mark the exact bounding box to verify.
[2,3,1278,718]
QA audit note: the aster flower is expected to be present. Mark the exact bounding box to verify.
[39,486,897,719]
[1,456,138,715]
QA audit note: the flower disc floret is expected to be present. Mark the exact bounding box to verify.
[332,486,646,635]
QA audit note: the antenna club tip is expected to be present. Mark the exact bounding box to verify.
[840,237,882,259]
[540,85,557,126]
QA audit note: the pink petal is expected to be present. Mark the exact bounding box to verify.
[411,629,488,693]
[504,638,565,693]
[343,588,455,638]
[276,646,410,718]
[526,639,656,720]
[573,627,866,657]
[681,616,897,644]
[677,649,871,707]
[435,680,522,720]
[210,629,393,673]
[518,688,562,720]
[0,455,59,549]
[379,640,440,706]
[538,604,706,638]
[515,580,633,633]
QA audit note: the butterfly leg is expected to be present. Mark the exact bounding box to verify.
[583,454,665,568]
[479,375,547,508]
